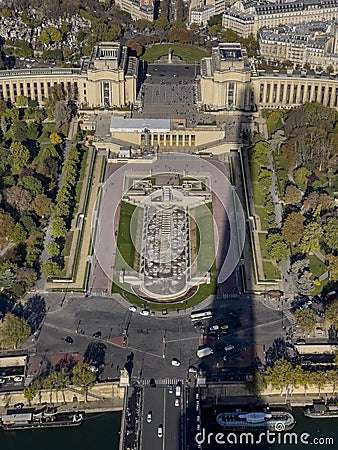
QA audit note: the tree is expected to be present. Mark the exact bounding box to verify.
[9,141,30,173]
[16,268,37,290]
[41,260,63,279]
[251,141,270,166]
[290,365,306,394]
[10,223,27,243]
[325,300,338,329]
[326,254,338,281]
[32,193,53,217]
[299,222,323,254]
[266,110,284,135]
[0,269,16,290]
[24,385,37,406]
[266,233,289,261]
[50,132,63,145]
[309,371,327,395]
[16,95,29,108]
[46,241,60,257]
[72,363,96,402]
[52,217,67,238]
[323,218,338,251]
[284,185,302,205]
[42,374,54,404]
[5,185,32,214]
[0,314,31,349]
[53,101,72,127]
[18,175,43,197]
[293,167,311,191]
[282,212,305,246]
[0,210,15,238]
[54,369,70,403]
[326,370,338,394]
[294,308,317,336]
[264,358,293,394]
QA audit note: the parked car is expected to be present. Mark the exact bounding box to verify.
[0,378,6,384]
[296,338,306,345]
[188,366,198,373]
[65,336,73,344]
[13,376,23,383]
[171,358,181,367]
[168,384,174,394]
[92,331,102,338]
[129,306,137,312]
[140,309,150,316]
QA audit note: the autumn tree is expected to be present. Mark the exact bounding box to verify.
[32,193,53,217]
[0,209,15,238]
[282,212,305,246]
[284,185,302,205]
[5,185,32,214]
[0,314,31,349]
[264,358,293,394]
[50,132,63,145]
[294,308,317,336]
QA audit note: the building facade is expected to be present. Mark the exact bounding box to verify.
[259,22,338,73]
[200,42,338,110]
[0,42,138,108]
[114,0,155,21]
[222,0,338,37]
[190,5,216,26]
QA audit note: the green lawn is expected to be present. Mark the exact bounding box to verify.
[112,275,217,311]
[255,206,270,231]
[309,254,327,278]
[192,203,216,272]
[258,233,269,259]
[116,201,138,269]
[263,261,281,280]
[38,123,56,142]
[249,161,260,183]
[252,183,268,206]
[141,44,208,64]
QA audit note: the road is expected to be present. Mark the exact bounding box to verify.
[141,384,184,450]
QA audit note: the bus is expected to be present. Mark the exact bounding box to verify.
[190,310,213,322]
[197,347,214,358]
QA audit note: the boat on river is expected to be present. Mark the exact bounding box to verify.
[216,409,295,431]
[1,409,83,430]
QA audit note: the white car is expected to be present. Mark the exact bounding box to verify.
[158,425,163,438]
[224,344,235,351]
[147,411,152,423]
[0,378,6,384]
[140,309,150,316]
[129,306,137,312]
[13,376,23,382]
[175,398,179,407]
[171,358,181,367]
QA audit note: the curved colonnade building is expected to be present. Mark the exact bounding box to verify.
[0,41,338,112]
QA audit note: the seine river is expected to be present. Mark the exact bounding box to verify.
[0,408,337,450]
[0,411,122,450]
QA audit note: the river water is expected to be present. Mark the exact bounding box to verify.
[0,408,337,450]
[0,411,122,450]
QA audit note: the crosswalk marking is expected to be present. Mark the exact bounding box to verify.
[140,378,184,386]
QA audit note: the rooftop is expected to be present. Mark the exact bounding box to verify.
[110,116,171,133]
